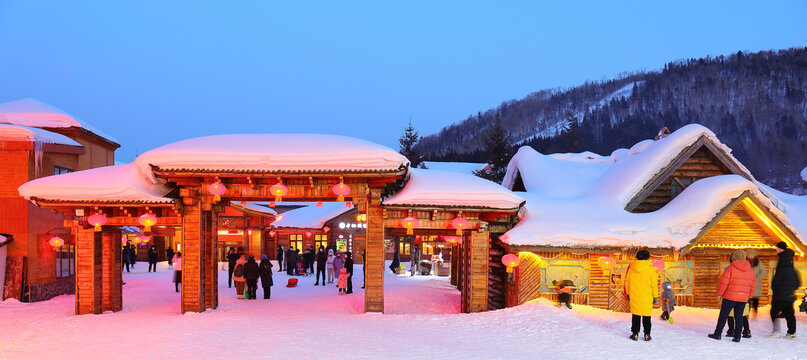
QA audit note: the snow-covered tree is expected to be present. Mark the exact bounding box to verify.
[399,119,421,167]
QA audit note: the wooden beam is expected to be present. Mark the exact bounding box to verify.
[364,188,385,313]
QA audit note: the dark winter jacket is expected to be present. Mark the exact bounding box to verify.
[411,247,420,263]
[661,282,676,313]
[772,249,802,302]
[227,251,240,270]
[148,246,158,263]
[389,251,400,272]
[345,257,354,276]
[276,248,284,261]
[317,250,327,269]
[244,258,260,281]
[166,248,175,262]
[259,259,273,287]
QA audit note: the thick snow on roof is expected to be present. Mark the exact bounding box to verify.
[273,202,352,229]
[801,166,807,182]
[384,169,524,210]
[0,98,118,144]
[135,134,409,182]
[230,201,277,216]
[500,124,801,249]
[0,125,82,146]
[418,161,488,175]
[759,184,807,242]
[18,163,172,203]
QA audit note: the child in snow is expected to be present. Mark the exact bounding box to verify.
[660,281,676,323]
[726,303,751,338]
[232,255,247,299]
[337,268,348,295]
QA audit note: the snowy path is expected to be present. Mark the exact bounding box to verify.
[1,262,806,360]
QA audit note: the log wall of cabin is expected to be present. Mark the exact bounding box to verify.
[633,147,731,213]
[488,242,506,310]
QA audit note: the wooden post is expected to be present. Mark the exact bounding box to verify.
[450,243,458,286]
[75,227,102,315]
[101,229,122,312]
[204,210,218,310]
[364,188,385,313]
[181,201,206,313]
[466,230,489,313]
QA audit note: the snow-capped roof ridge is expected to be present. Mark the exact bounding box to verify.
[384,169,524,210]
[273,202,353,229]
[0,124,82,146]
[134,133,410,183]
[0,98,118,145]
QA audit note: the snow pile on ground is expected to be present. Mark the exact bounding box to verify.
[500,124,801,250]
[384,169,524,210]
[273,202,353,228]
[1,261,805,360]
[0,124,82,146]
[134,134,409,182]
[17,162,173,203]
[418,161,489,175]
[0,98,118,144]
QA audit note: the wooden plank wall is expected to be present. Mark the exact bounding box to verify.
[450,243,459,286]
[588,254,610,310]
[516,252,543,305]
[75,227,101,314]
[364,188,385,313]
[467,230,489,312]
[692,255,721,308]
[204,211,218,310]
[181,202,206,313]
[100,230,122,312]
[488,242,506,310]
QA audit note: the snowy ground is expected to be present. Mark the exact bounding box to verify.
[2,262,806,360]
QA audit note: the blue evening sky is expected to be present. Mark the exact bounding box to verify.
[1,1,805,162]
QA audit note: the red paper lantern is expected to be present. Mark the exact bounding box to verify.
[332,182,351,202]
[323,226,330,232]
[48,236,64,250]
[401,217,418,235]
[208,181,226,202]
[139,213,157,232]
[87,213,107,232]
[502,253,520,273]
[140,235,150,243]
[269,230,276,237]
[132,236,141,244]
[305,231,312,237]
[652,259,665,272]
[451,217,470,235]
[598,256,616,275]
[270,183,288,202]
[445,236,460,244]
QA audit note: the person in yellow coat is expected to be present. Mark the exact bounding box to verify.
[624,249,659,341]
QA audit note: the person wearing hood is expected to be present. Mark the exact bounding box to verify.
[244,255,260,300]
[708,250,756,342]
[276,245,284,272]
[624,250,659,341]
[660,281,675,323]
[226,247,239,288]
[315,246,327,286]
[232,255,247,299]
[768,241,802,339]
[326,249,336,283]
[259,254,274,299]
[333,251,345,286]
[166,247,175,270]
[148,244,159,272]
[337,268,349,295]
[746,249,768,316]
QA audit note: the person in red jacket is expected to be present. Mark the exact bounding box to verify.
[708,250,756,342]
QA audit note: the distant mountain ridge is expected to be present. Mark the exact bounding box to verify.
[417,47,807,193]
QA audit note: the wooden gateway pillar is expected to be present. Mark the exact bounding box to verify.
[74,226,121,315]
[181,195,219,313]
[461,230,489,313]
[364,188,385,313]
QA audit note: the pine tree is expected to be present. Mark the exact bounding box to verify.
[473,113,511,183]
[398,119,421,167]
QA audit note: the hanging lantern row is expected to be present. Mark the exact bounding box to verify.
[139,213,157,232]
[451,217,469,235]
[401,217,418,235]
[87,213,107,232]
[270,182,288,202]
[48,236,64,250]
[208,181,226,202]
[332,181,351,202]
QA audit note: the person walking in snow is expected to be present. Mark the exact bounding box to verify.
[708,249,756,342]
[122,242,131,272]
[768,242,801,339]
[315,246,327,286]
[172,252,182,292]
[624,249,658,341]
[244,255,259,300]
[147,244,159,272]
[410,244,420,276]
[259,254,273,299]
[726,302,751,338]
[345,252,354,294]
[233,255,247,299]
[660,281,676,323]
[337,268,348,295]
[333,251,345,285]
[129,243,137,269]
[746,250,767,316]
[389,248,400,274]
[306,246,315,275]
[226,247,239,288]
[276,245,284,272]
[166,247,175,270]
[326,249,335,283]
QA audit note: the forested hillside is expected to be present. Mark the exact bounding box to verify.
[417,48,807,192]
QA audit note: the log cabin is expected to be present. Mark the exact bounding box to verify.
[0,98,119,301]
[498,124,807,311]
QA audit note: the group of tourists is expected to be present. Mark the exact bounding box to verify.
[622,241,803,342]
[226,247,273,299]
[122,241,177,273]
[121,240,137,272]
